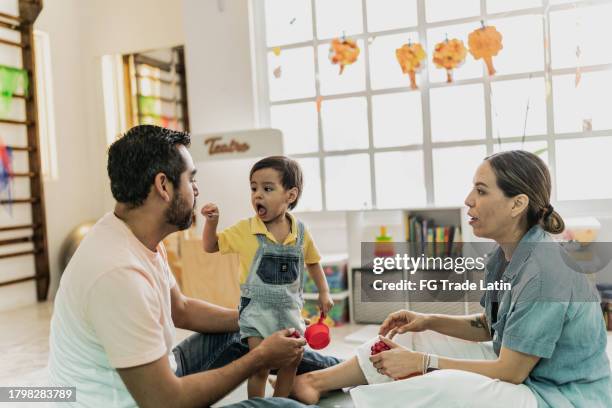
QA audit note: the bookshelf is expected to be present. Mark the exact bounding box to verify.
[297,206,488,323]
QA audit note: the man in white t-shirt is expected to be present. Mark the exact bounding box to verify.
[48,125,339,407]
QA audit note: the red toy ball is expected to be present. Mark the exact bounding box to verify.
[370,340,391,355]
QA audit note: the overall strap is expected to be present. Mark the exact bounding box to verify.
[295,220,305,247]
[255,233,268,245]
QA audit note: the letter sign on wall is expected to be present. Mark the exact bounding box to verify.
[190,128,283,162]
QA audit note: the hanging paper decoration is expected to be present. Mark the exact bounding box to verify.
[316,96,323,113]
[273,66,282,79]
[468,23,503,76]
[0,65,29,118]
[433,38,467,83]
[396,41,426,90]
[329,37,360,75]
[0,139,14,214]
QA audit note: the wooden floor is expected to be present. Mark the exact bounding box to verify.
[3,302,612,407]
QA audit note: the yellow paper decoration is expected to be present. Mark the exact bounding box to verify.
[468,24,503,76]
[433,38,467,83]
[396,41,426,90]
[329,37,360,75]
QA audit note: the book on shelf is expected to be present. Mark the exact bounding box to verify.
[405,214,461,258]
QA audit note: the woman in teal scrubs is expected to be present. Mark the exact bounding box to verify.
[290,150,612,407]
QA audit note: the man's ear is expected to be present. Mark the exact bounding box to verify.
[511,193,529,218]
[153,173,172,202]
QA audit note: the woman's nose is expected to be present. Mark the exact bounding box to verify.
[464,191,474,207]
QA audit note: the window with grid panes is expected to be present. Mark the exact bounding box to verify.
[256,0,612,211]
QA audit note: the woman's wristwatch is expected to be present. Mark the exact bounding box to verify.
[426,354,439,372]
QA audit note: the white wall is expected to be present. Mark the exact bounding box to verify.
[0,0,187,311]
[182,0,257,134]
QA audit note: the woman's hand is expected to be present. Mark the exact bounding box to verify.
[379,309,429,338]
[369,337,424,380]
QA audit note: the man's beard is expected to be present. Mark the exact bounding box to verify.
[165,191,195,231]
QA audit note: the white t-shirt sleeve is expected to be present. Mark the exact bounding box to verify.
[87,268,168,369]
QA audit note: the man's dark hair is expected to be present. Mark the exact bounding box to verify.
[250,156,303,210]
[107,125,191,208]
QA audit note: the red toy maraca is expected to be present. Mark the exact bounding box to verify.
[304,312,330,349]
[370,338,421,380]
[370,340,391,355]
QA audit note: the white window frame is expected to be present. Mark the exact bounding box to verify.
[251,0,612,211]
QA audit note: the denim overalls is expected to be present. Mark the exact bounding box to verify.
[238,221,306,340]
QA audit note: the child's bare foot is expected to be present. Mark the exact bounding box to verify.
[290,372,321,405]
[269,373,321,404]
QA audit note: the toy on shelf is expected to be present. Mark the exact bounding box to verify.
[396,40,426,90]
[329,36,360,75]
[432,37,467,83]
[304,312,330,349]
[374,226,395,258]
[468,22,503,76]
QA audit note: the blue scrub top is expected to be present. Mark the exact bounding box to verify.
[480,225,612,408]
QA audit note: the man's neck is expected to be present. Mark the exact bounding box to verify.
[114,204,172,252]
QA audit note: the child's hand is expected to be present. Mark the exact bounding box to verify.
[318,292,334,315]
[201,203,219,223]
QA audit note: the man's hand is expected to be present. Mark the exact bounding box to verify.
[379,309,429,338]
[255,329,306,370]
[201,203,219,223]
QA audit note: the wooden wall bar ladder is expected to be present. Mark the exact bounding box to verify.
[0,0,50,301]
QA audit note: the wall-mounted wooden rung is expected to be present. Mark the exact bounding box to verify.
[8,172,36,178]
[0,118,34,126]
[0,223,38,232]
[0,20,20,31]
[136,74,181,86]
[4,145,35,152]
[0,275,38,287]
[0,38,26,48]
[0,197,39,204]
[0,11,21,23]
[0,249,37,260]
[136,94,184,104]
[138,113,184,122]
[0,236,32,246]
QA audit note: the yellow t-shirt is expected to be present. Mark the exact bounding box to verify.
[218,214,321,284]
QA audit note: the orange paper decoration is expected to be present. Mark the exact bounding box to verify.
[329,37,360,75]
[433,38,467,83]
[468,23,503,76]
[396,41,426,90]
